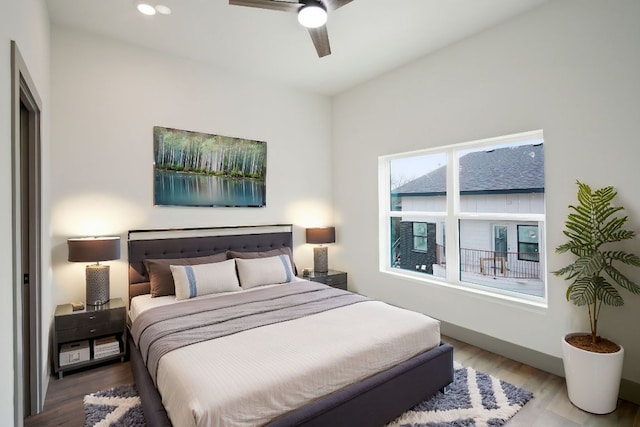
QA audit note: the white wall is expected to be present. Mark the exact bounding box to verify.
[1,0,50,421]
[333,0,640,385]
[50,27,333,306]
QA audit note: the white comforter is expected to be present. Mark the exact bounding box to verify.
[131,284,441,427]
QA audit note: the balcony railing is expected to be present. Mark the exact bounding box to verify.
[458,247,540,279]
[393,241,540,280]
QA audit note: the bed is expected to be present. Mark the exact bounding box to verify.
[127,225,454,426]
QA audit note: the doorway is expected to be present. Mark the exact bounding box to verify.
[493,224,508,259]
[12,41,43,422]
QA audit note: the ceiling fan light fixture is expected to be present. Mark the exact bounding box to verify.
[298,2,327,29]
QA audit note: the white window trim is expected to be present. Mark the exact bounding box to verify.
[379,130,547,307]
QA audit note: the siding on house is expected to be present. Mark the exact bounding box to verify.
[398,193,544,215]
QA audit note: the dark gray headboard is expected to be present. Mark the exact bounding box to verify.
[128,225,293,299]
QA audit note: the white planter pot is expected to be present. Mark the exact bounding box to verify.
[562,333,624,414]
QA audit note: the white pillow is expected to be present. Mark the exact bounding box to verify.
[235,254,294,289]
[170,259,240,300]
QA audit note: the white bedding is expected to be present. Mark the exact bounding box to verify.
[129,281,304,323]
[131,283,441,427]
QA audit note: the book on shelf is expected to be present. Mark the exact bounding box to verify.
[94,342,119,351]
[92,337,120,359]
[93,336,120,348]
[94,347,121,359]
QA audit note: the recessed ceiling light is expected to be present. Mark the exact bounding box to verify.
[136,3,156,15]
[155,5,172,15]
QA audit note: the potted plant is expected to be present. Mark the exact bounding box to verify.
[554,181,640,414]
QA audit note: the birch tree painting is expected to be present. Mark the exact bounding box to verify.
[153,126,267,207]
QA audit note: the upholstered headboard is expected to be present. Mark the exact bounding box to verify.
[127,225,294,300]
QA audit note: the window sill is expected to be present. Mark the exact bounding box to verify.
[381,267,548,311]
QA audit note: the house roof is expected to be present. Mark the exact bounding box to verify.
[392,144,544,196]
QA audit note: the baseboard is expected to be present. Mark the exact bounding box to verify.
[441,321,640,406]
[620,378,640,407]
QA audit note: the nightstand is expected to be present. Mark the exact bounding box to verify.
[299,269,348,290]
[53,298,127,378]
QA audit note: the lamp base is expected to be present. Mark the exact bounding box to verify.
[313,246,329,273]
[86,264,110,306]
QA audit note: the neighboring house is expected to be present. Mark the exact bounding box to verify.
[391,144,544,279]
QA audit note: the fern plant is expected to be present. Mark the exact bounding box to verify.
[554,181,640,345]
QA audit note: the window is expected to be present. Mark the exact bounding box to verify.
[518,225,540,262]
[413,222,428,252]
[380,130,546,302]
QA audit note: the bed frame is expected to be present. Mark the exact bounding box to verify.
[127,225,454,427]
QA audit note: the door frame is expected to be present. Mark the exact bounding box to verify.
[11,40,44,422]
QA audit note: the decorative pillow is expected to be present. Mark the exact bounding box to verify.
[144,253,228,297]
[227,247,297,275]
[235,255,294,290]
[170,259,240,300]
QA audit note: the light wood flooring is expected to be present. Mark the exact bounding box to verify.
[25,335,640,426]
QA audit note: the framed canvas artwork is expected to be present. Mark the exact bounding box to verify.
[153,126,266,207]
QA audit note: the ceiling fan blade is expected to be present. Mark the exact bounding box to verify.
[323,0,353,12]
[229,0,300,13]
[308,25,331,57]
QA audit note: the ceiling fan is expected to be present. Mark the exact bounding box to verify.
[229,0,353,58]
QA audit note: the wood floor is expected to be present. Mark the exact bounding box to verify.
[25,335,640,426]
[24,361,134,427]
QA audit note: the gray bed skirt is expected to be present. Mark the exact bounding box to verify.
[128,334,454,427]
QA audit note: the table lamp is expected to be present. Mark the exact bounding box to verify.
[68,236,121,306]
[306,227,335,273]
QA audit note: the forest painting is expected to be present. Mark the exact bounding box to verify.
[153,126,267,207]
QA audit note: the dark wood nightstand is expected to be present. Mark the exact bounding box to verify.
[298,269,348,290]
[53,298,127,378]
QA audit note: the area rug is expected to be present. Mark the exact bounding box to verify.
[84,363,532,427]
[387,362,533,427]
[83,385,145,427]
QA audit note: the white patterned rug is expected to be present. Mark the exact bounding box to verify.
[387,362,533,426]
[84,363,532,427]
[83,385,145,427]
